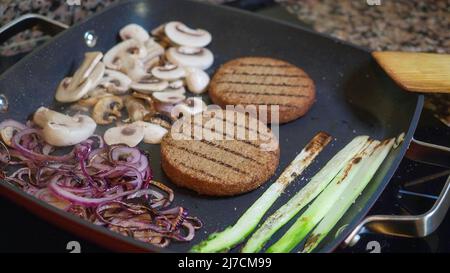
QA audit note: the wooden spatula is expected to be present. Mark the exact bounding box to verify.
[372,51,450,93]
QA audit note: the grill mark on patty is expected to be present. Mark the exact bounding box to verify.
[216,80,311,88]
[220,90,311,98]
[210,115,273,139]
[216,98,303,109]
[175,160,222,180]
[176,131,263,164]
[237,63,291,68]
[221,71,307,78]
[178,120,268,150]
[166,141,250,175]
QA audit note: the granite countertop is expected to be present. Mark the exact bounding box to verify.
[0,0,449,124]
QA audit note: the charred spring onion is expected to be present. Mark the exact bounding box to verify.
[190,132,332,253]
[302,138,395,253]
[242,135,370,253]
[266,139,380,253]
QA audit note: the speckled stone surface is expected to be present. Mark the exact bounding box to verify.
[278,0,450,53]
[0,0,448,124]
[276,0,450,125]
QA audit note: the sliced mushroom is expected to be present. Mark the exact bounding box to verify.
[119,24,150,43]
[55,54,105,103]
[103,39,147,70]
[151,23,172,48]
[166,46,213,70]
[130,75,169,94]
[164,21,212,48]
[124,96,150,122]
[109,54,149,82]
[92,96,123,125]
[0,120,26,146]
[142,39,165,63]
[152,89,186,104]
[33,107,96,147]
[134,121,168,144]
[69,52,103,90]
[151,23,166,37]
[143,56,162,72]
[171,97,207,119]
[168,79,185,89]
[103,123,144,147]
[79,87,113,107]
[99,69,132,95]
[184,67,210,94]
[151,63,186,81]
[143,113,172,129]
[131,92,157,113]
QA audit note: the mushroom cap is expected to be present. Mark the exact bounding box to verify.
[164,21,212,48]
[34,107,96,147]
[119,24,150,43]
[184,67,210,94]
[99,69,132,95]
[104,123,144,147]
[55,56,105,103]
[92,96,123,125]
[134,121,168,144]
[151,63,186,81]
[166,46,213,70]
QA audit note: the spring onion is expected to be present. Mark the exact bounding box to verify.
[242,135,370,253]
[266,139,379,253]
[190,132,332,253]
[302,138,395,252]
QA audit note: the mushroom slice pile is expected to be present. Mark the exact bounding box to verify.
[164,21,212,48]
[119,24,150,43]
[171,97,207,119]
[99,69,132,95]
[55,52,105,103]
[33,107,96,147]
[184,67,210,94]
[151,63,186,81]
[166,46,213,70]
[104,123,144,147]
[92,96,124,125]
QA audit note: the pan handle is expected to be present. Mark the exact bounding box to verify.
[0,14,69,46]
[344,174,450,247]
[343,139,450,248]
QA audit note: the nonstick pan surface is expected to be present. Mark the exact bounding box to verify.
[0,0,423,252]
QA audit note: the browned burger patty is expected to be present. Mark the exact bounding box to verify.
[161,109,280,196]
[209,57,316,124]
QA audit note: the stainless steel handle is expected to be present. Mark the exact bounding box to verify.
[344,138,450,247]
[0,14,69,45]
[406,138,450,168]
[344,174,450,247]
